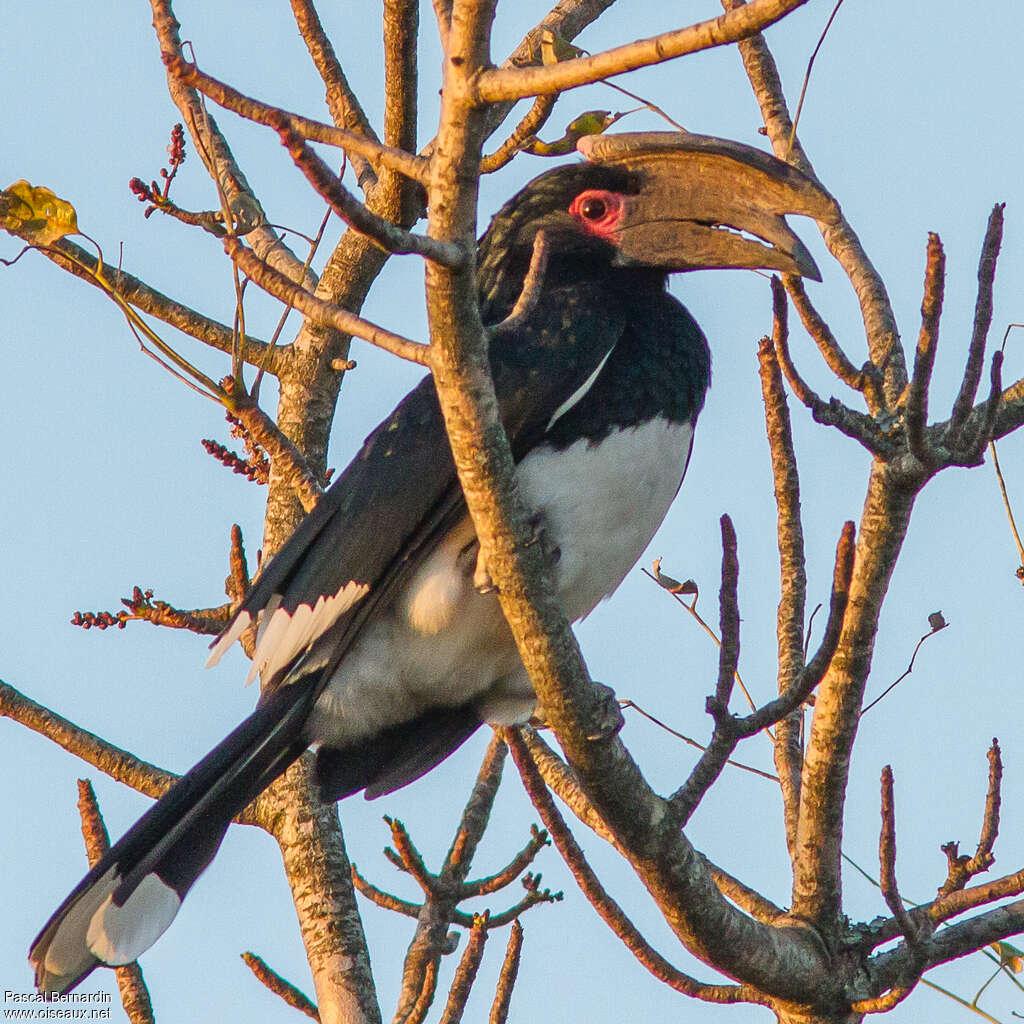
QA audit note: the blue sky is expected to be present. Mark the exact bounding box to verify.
[3,2,1024,1021]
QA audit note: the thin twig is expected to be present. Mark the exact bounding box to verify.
[879,767,918,942]
[906,233,945,468]
[949,205,1006,442]
[254,208,331,400]
[505,729,763,1005]
[861,616,948,715]
[492,231,550,334]
[437,914,489,1024]
[476,0,810,101]
[224,236,431,366]
[241,952,320,1021]
[481,96,558,173]
[786,0,845,158]
[76,781,156,1024]
[34,239,281,370]
[488,921,523,1024]
[164,53,428,185]
[758,316,806,854]
[619,700,778,782]
[274,117,464,267]
[989,440,1024,580]
[644,563,760,715]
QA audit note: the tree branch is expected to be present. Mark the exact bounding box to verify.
[487,921,523,1024]
[0,678,176,802]
[259,757,382,1024]
[669,522,853,825]
[381,0,421,225]
[878,767,919,943]
[76,780,156,1024]
[938,738,1002,897]
[783,274,884,413]
[35,239,282,372]
[272,118,463,267]
[506,729,765,1005]
[480,95,558,173]
[905,233,945,469]
[461,825,549,898]
[437,914,489,1024]
[351,865,423,919]
[224,237,431,365]
[290,0,380,188]
[222,376,324,513]
[723,0,906,410]
[393,735,510,1024]
[242,951,321,1021]
[476,0,809,102]
[947,204,1005,443]
[865,900,1024,1006]
[163,54,429,186]
[150,0,312,285]
[768,280,888,455]
[792,466,916,931]
[757,324,805,856]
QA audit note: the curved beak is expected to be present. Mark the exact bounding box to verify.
[577,132,838,281]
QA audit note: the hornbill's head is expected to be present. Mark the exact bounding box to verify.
[478,131,837,315]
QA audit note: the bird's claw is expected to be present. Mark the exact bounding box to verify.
[473,557,498,595]
[585,682,624,741]
[525,510,561,567]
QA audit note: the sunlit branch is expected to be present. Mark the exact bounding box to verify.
[164,53,429,186]
[476,0,809,102]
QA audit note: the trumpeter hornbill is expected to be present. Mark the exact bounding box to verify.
[31,132,834,993]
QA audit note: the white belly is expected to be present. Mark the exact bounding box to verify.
[517,418,694,621]
[308,418,694,745]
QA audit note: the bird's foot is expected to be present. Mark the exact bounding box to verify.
[473,555,497,595]
[458,511,560,596]
[525,509,561,567]
[586,681,624,741]
[456,537,499,594]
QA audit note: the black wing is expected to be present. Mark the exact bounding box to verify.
[209,276,627,698]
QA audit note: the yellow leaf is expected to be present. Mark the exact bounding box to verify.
[1,180,79,245]
[991,940,1024,972]
[651,557,698,596]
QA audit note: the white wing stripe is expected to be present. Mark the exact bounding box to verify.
[205,611,252,668]
[545,347,613,432]
[247,581,370,684]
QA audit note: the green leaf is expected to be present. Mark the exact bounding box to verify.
[539,28,585,65]
[523,110,619,157]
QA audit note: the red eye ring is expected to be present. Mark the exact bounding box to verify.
[569,190,623,238]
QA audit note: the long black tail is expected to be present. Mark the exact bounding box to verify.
[30,676,317,995]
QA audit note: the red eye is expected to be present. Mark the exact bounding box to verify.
[569,190,622,239]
